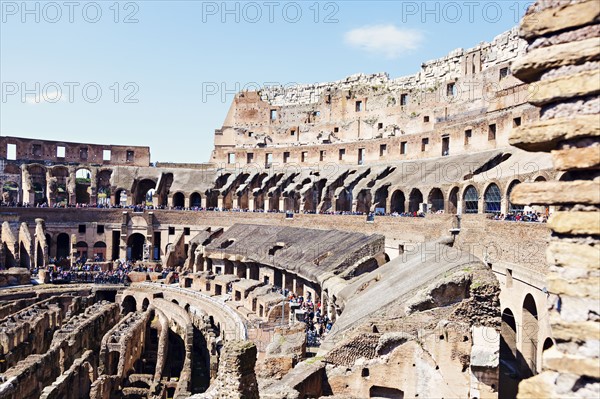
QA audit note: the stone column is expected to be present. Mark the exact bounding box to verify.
[89,169,97,205]
[508,2,600,396]
[45,169,54,207]
[67,168,76,205]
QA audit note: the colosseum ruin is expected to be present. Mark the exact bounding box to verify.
[0,1,598,398]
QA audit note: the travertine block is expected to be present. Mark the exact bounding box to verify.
[544,346,600,378]
[552,145,600,170]
[511,181,600,205]
[513,37,600,82]
[530,70,600,106]
[547,241,600,270]
[520,0,600,40]
[509,115,600,151]
[547,274,600,299]
[548,211,600,235]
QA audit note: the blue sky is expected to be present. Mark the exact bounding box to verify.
[1,1,531,162]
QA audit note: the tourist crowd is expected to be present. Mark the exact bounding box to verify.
[36,258,178,285]
[1,201,547,223]
[287,291,333,347]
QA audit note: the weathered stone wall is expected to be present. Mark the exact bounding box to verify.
[507,0,600,397]
[0,297,64,371]
[0,301,119,399]
[211,28,533,167]
[39,350,97,399]
[191,340,259,399]
[0,268,30,287]
[0,136,150,166]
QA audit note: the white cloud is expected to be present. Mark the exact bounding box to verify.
[344,24,424,59]
[25,89,64,105]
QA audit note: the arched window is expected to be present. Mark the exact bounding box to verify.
[390,190,405,213]
[448,187,459,214]
[463,186,479,214]
[507,180,524,214]
[428,188,444,213]
[408,189,423,213]
[189,192,201,208]
[484,183,502,213]
[172,192,185,208]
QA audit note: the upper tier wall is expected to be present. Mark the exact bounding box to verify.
[211,28,533,165]
[0,136,150,167]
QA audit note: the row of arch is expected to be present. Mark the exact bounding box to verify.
[499,293,553,398]
[367,180,530,215]
[125,178,538,215]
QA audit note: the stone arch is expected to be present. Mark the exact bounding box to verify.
[500,307,519,399]
[390,190,405,213]
[127,233,146,261]
[76,241,88,259]
[27,164,48,205]
[142,298,150,311]
[172,192,185,208]
[484,183,502,213]
[408,188,423,213]
[463,185,479,214]
[134,179,157,206]
[427,188,444,213]
[268,193,280,211]
[448,186,459,214]
[205,190,219,209]
[75,168,92,205]
[93,241,107,261]
[19,241,30,268]
[96,169,112,206]
[335,188,352,212]
[190,192,201,208]
[122,295,137,314]
[50,166,69,205]
[114,187,128,206]
[506,180,524,214]
[2,242,16,268]
[373,186,389,214]
[36,241,44,268]
[521,294,539,377]
[56,233,70,260]
[355,190,371,214]
[558,171,574,182]
[283,194,300,212]
[2,181,19,204]
[534,175,547,182]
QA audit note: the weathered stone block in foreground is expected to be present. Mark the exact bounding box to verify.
[0,268,30,287]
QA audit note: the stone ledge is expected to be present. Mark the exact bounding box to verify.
[530,70,600,106]
[550,317,600,342]
[516,371,558,399]
[509,115,600,152]
[513,37,600,83]
[520,0,600,40]
[511,181,600,205]
[548,211,600,235]
[544,346,600,379]
[552,145,600,171]
[547,274,600,299]
[547,241,600,270]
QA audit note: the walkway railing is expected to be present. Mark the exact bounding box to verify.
[139,282,248,340]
